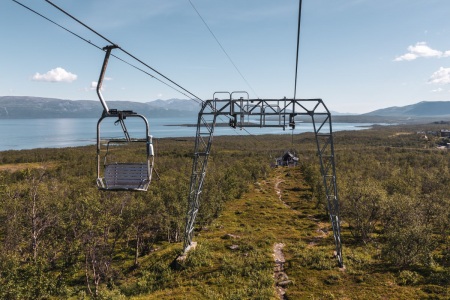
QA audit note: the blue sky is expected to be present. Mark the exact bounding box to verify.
[2,0,450,113]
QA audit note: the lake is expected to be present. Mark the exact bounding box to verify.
[0,117,375,151]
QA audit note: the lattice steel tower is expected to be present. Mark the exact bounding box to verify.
[183,91,343,267]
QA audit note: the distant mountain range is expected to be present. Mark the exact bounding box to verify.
[1,97,450,123]
[0,96,200,118]
[363,101,450,117]
[332,101,450,123]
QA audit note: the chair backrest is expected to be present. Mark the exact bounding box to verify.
[101,163,150,191]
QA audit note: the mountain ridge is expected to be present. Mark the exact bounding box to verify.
[363,101,450,117]
[0,96,200,118]
[2,96,450,121]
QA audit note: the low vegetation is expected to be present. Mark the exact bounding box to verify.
[0,123,449,299]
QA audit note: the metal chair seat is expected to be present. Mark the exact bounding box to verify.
[97,163,150,191]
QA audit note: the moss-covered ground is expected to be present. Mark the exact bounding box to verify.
[122,165,446,299]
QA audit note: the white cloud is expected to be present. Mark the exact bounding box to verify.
[395,53,418,61]
[394,42,445,61]
[428,67,450,84]
[83,82,100,92]
[32,67,77,82]
[89,78,112,91]
[89,81,104,91]
[431,87,444,92]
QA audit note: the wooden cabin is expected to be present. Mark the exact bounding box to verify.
[275,151,299,167]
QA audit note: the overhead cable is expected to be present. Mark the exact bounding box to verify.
[14,0,263,141]
[188,0,259,99]
[12,0,102,51]
[293,0,303,100]
[44,0,204,103]
[11,0,201,104]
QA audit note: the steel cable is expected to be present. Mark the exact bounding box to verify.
[12,0,203,104]
[188,0,259,99]
[43,0,204,104]
[293,0,303,100]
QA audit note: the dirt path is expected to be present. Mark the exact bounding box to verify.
[274,176,289,208]
[273,243,291,299]
[273,175,291,299]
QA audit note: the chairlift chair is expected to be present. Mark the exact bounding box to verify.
[95,45,154,191]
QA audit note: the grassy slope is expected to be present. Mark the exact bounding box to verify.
[2,125,449,299]
[127,165,439,299]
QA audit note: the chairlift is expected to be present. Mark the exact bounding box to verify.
[96,45,154,191]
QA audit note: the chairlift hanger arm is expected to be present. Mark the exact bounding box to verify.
[97,45,119,115]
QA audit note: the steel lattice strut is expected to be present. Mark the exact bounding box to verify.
[183,92,343,267]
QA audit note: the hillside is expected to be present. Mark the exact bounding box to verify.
[0,125,449,299]
[150,166,438,299]
[331,101,450,124]
[2,96,450,123]
[364,101,450,117]
[0,96,199,118]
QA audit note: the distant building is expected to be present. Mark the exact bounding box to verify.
[440,129,450,137]
[275,151,299,167]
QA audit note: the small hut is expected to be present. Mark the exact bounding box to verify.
[275,151,299,167]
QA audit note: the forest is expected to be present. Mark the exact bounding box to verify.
[0,123,449,299]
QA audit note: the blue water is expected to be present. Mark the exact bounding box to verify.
[0,117,374,151]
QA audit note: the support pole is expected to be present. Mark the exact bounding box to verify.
[97,45,118,115]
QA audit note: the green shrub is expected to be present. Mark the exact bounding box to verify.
[397,270,422,286]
